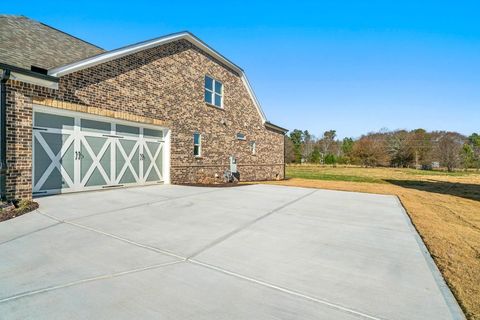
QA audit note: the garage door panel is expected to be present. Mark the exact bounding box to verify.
[80,119,111,134]
[61,141,75,183]
[80,136,112,187]
[34,112,74,131]
[146,167,160,182]
[143,128,163,139]
[33,131,75,193]
[130,148,140,179]
[40,132,70,156]
[143,149,152,179]
[80,143,94,180]
[99,144,111,179]
[119,167,137,184]
[116,124,139,137]
[115,139,140,184]
[144,141,163,182]
[34,138,51,186]
[118,139,138,154]
[41,167,64,191]
[33,110,165,195]
[85,167,108,187]
[84,136,109,155]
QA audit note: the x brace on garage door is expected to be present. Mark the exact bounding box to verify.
[32,107,168,195]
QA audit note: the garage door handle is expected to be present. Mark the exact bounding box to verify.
[103,134,124,139]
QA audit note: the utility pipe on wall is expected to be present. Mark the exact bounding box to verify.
[0,69,10,200]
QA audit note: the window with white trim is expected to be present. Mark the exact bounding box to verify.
[193,133,201,157]
[205,75,223,108]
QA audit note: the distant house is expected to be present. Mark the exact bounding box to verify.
[0,15,286,200]
[421,162,440,170]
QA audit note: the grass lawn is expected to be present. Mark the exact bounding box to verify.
[269,165,480,320]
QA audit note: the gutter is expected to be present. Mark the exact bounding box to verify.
[265,121,288,134]
[0,63,59,89]
[0,69,10,200]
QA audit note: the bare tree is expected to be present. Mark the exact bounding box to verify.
[386,130,414,167]
[409,129,433,168]
[436,132,465,171]
[286,128,471,171]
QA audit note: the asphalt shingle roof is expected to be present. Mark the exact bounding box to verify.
[0,15,105,70]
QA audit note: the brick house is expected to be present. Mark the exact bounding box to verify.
[0,15,286,200]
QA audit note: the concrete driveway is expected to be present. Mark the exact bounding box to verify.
[0,184,463,319]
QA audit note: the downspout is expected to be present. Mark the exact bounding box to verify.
[0,69,10,200]
[283,134,286,180]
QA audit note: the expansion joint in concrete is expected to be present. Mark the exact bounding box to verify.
[188,259,384,320]
[0,260,183,304]
[187,189,318,259]
[38,210,187,261]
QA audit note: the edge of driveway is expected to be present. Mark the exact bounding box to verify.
[394,196,466,320]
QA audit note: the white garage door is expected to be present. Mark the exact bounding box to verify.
[32,108,166,196]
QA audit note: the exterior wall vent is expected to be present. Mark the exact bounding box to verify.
[236,133,246,141]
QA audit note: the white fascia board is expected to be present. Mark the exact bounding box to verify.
[48,32,267,123]
[48,33,188,77]
[241,74,267,123]
[9,72,58,89]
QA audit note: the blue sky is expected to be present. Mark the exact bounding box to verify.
[4,1,479,138]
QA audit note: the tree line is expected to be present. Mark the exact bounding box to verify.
[285,129,480,171]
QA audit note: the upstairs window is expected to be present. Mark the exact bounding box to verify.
[205,75,223,108]
[193,133,202,157]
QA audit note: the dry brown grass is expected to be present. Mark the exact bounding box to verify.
[266,166,480,319]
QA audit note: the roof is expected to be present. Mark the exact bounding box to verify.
[49,31,268,123]
[0,16,284,129]
[265,121,288,134]
[0,15,104,70]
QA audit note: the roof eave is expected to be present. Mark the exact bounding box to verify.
[0,63,59,89]
[265,121,288,134]
[48,31,245,76]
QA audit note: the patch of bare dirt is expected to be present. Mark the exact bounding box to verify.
[0,200,39,222]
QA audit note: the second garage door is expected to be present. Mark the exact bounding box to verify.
[33,108,166,195]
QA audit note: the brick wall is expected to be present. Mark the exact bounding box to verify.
[5,39,285,199]
[4,80,57,199]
